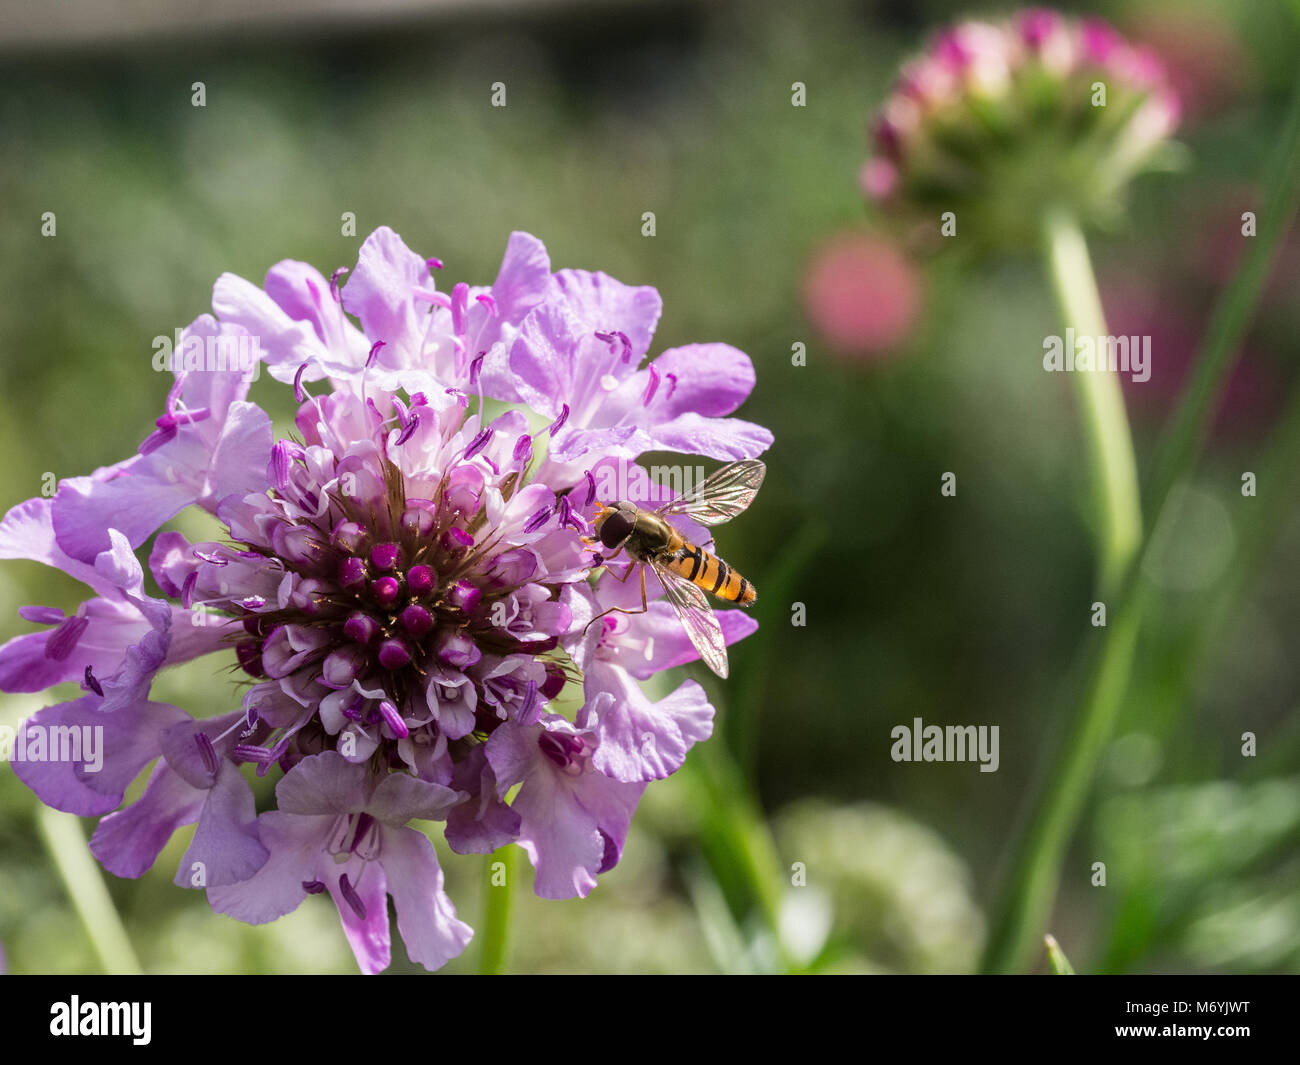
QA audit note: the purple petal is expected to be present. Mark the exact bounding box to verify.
[325,859,391,975]
[174,762,269,888]
[207,810,331,923]
[646,343,756,418]
[548,269,662,363]
[383,827,474,971]
[581,667,714,782]
[644,411,773,462]
[366,771,466,825]
[275,751,374,816]
[341,227,433,367]
[11,697,188,817]
[88,761,206,878]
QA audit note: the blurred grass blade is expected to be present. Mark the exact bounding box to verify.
[1045,934,1075,974]
[683,741,794,973]
[684,859,756,975]
[1143,74,1300,525]
[726,520,827,775]
[37,806,141,975]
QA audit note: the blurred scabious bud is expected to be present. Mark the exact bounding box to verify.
[864,9,1182,249]
[802,231,922,359]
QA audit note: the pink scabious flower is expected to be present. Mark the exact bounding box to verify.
[864,9,1182,249]
[0,227,770,973]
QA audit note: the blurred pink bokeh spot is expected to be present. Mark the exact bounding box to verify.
[803,231,921,359]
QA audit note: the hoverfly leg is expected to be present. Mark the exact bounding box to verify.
[600,558,638,584]
[582,565,650,634]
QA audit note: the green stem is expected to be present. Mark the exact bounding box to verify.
[478,844,516,975]
[37,807,142,974]
[1042,206,1143,597]
[982,596,1143,973]
[982,209,1144,973]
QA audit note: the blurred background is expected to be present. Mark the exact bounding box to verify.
[0,0,1297,974]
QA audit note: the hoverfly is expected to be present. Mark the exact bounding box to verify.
[583,459,765,678]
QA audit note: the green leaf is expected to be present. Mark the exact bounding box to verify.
[1045,934,1075,975]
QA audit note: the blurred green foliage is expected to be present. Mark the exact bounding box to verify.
[0,0,1297,973]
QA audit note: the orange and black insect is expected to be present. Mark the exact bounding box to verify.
[583,459,765,678]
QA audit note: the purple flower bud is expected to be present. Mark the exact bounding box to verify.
[370,576,401,609]
[407,564,436,598]
[370,542,402,571]
[444,482,481,517]
[447,579,480,613]
[399,604,434,639]
[400,503,436,539]
[343,611,380,644]
[377,637,412,670]
[442,527,474,553]
[272,523,329,569]
[291,577,331,616]
[321,645,367,689]
[331,520,367,554]
[338,556,367,590]
[435,629,481,669]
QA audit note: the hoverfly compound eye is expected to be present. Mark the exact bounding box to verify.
[598,509,635,550]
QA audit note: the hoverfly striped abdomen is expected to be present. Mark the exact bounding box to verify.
[668,543,756,605]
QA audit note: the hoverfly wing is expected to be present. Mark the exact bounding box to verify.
[652,560,729,678]
[658,459,766,527]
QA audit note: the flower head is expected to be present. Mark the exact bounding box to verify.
[865,10,1181,248]
[1,226,770,972]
